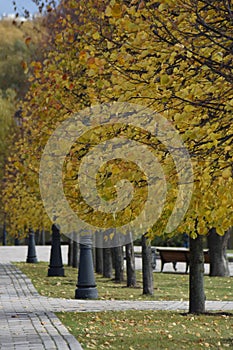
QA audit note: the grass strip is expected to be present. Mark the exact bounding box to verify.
[15,262,233,301]
[56,310,233,349]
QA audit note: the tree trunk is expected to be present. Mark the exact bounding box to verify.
[142,234,154,295]
[95,247,103,274]
[72,239,79,268]
[35,229,40,244]
[2,221,7,246]
[126,242,137,287]
[189,235,205,314]
[103,247,113,278]
[111,248,115,270]
[207,228,230,277]
[227,227,233,249]
[40,228,45,245]
[112,246,124,283]
[67,238,73,267]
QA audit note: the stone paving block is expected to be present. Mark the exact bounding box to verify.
[0,263,83,350]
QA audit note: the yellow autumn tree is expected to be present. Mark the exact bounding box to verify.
[4,0,233,243]
[79,0,233,237]
[3,1,98,236]
[3,0,233,311]
[81,0,232,308]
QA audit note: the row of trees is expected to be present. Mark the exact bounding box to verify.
[0,14,50,235]
[0,19,42,225]
[2,0,233,313]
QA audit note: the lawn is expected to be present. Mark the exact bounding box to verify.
[56,310,233,349]
[15,262,233,301]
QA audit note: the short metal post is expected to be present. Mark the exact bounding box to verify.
[26,229,38,263]
[48,224,64,277]
[75,235,98,299]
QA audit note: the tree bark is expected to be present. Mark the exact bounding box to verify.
[111,247,116,270]
[207,228,230,277]
[35,229,40,245]
[126,242,137,287]
[72,239,79,268]
[67,238,73,267]
[112,246,124,282]
[95,247,103,274]
[142,234,154,295]
[103,247,113,278]
[189,235,205,314]
[2,221,7,246]
[40,228,45,245]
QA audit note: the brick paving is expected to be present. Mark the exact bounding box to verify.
[0,247,232,349]
[0,263,82,350]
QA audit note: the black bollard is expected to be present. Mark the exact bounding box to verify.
[75,236,98,299]
[26,229,38,263]
[48,224,64,277]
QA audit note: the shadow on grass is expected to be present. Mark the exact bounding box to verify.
[180,312,233,316]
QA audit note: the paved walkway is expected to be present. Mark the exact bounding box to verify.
[0,247,232,349]
[0,263,82,350]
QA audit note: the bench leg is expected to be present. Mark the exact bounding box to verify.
[161,261,164,272]
[185,262,189,274]
[172,262,177,271]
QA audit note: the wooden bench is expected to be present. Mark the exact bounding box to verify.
[156,247,210,273]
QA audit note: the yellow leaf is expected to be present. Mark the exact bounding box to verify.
[92,32,100,40]
[160,74,170,85]
[105,5,112,17]
[105,3,122,18]
[222,168,232,179]
[216,227,225,236]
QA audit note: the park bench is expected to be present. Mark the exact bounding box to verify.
[156,247,210,273]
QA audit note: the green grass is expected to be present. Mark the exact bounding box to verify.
[56,310,233,349]
[15,262,233,301]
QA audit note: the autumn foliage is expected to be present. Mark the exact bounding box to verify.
[3,0,233,240]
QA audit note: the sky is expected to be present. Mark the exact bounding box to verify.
[0,1,57,16]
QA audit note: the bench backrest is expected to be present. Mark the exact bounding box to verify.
[157,250,187,262]
[157,249,210,263]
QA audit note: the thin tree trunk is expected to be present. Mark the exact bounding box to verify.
[72,239,79,268]
[103,247,113,278]
[113,246,124,283]
[2,221,7,246]
[142,234,154,295]
[111,248,116,270]
[35,229,40,244]
[40,227,45,245]
[95,247,103,274]
[67,238,73,267]
[126,242,137,287]
[207,228,230,277]
[189,235,205,314]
